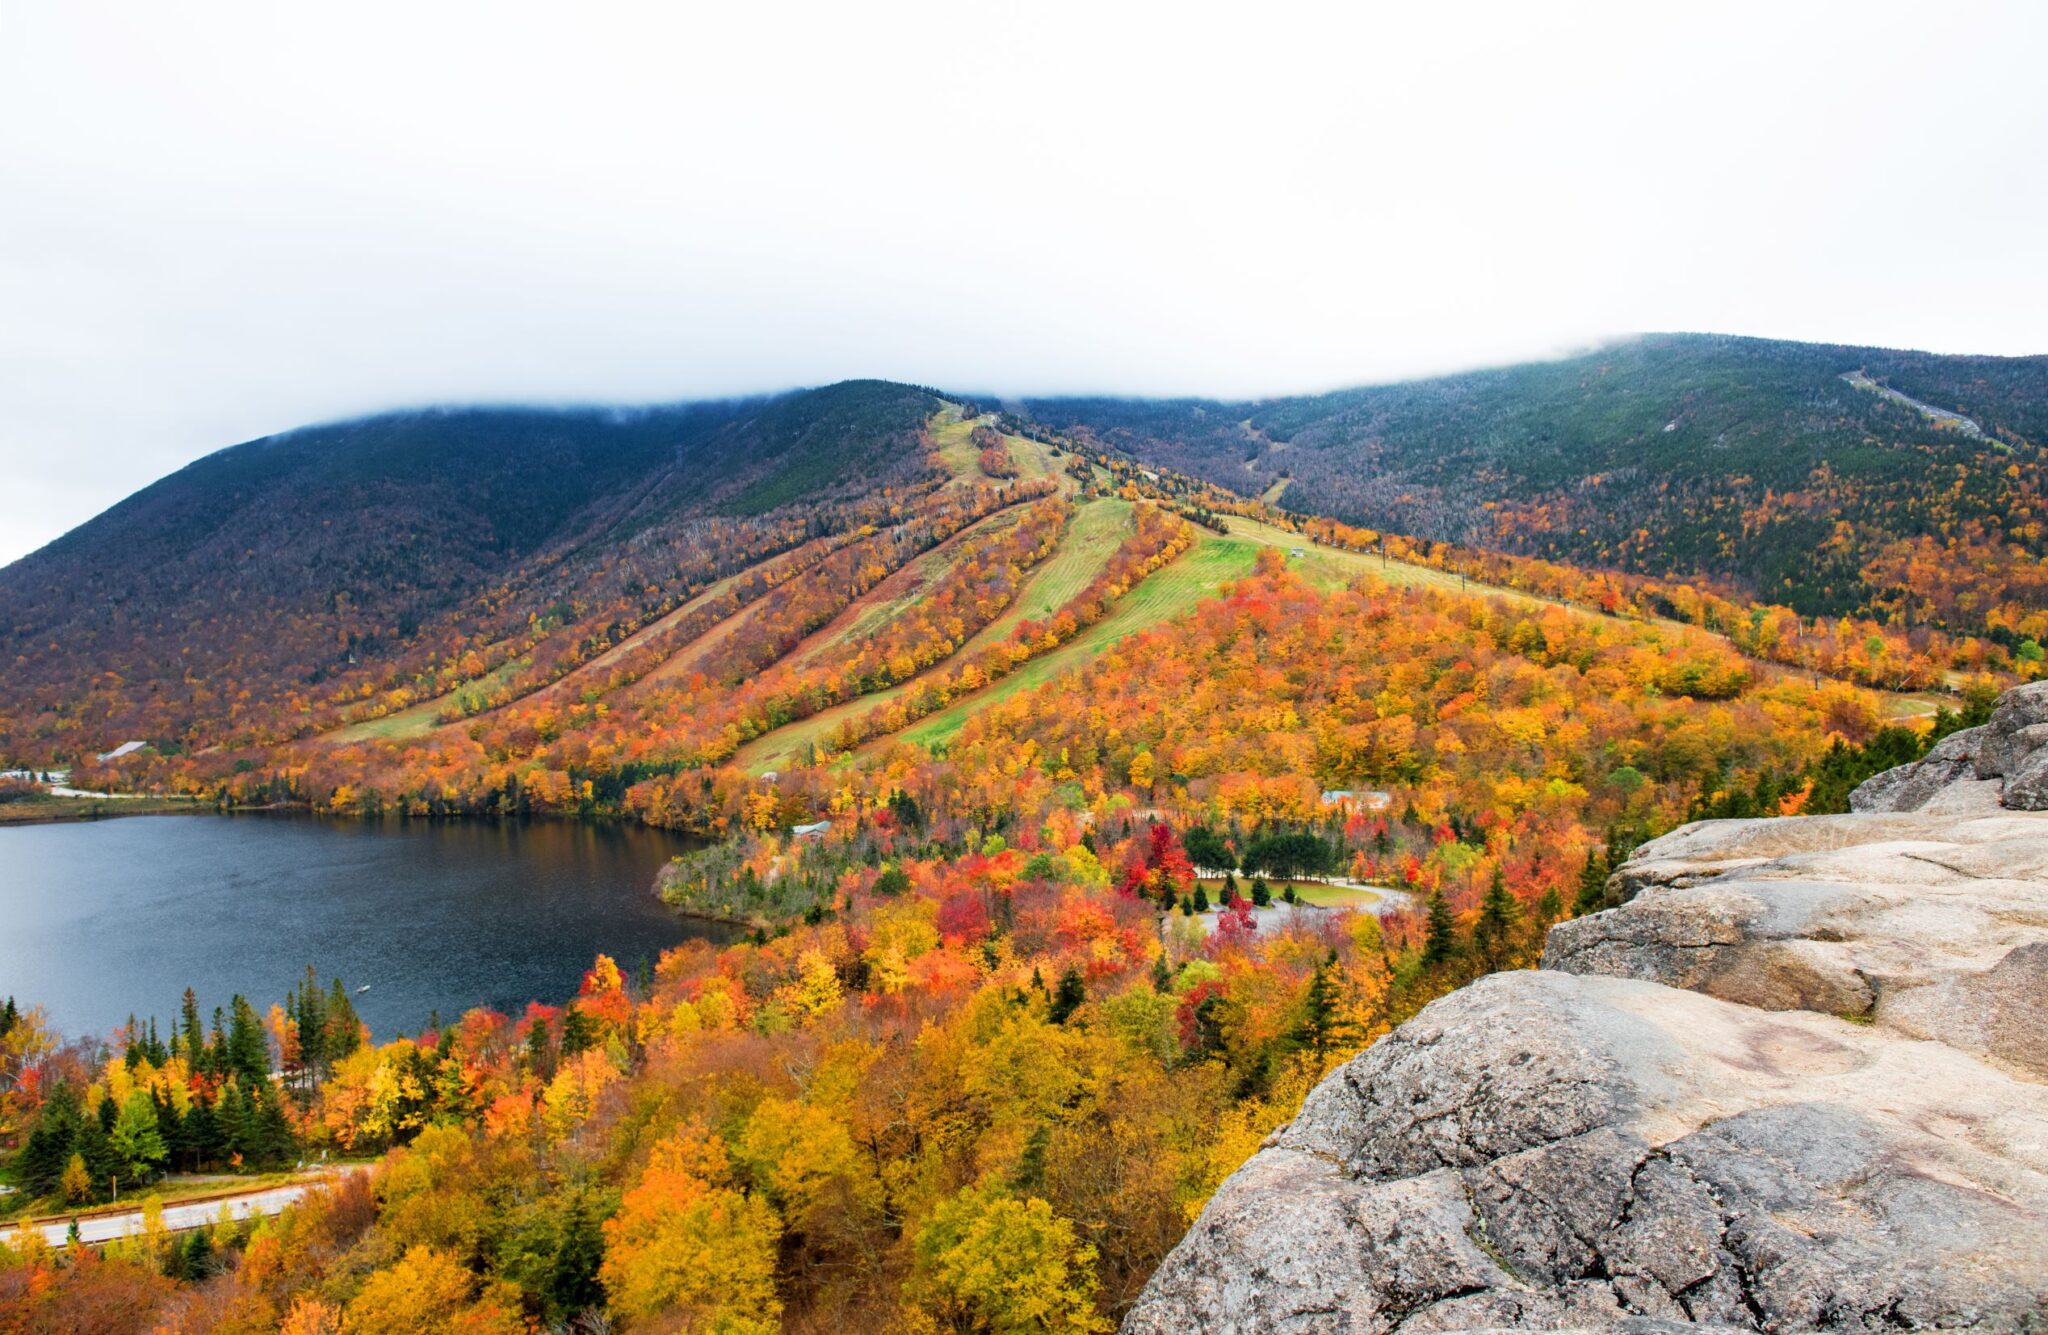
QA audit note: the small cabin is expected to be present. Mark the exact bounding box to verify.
[792,820,832,840]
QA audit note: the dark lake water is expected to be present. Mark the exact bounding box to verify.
[0,813,734,1041]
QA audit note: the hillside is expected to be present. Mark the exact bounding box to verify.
[4,357,2032,812]
[1026,334,2048,641]
[0,381,941,760]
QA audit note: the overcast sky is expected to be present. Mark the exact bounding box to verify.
[2,2,2044,564]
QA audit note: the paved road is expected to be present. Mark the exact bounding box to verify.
[26,1168,367,1246]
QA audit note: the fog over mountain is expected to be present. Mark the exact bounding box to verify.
[4,2,2045,563]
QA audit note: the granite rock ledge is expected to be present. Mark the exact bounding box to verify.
[1124,687,2048,1334]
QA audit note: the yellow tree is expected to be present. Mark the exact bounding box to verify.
[910,1186,1110,1334]
[600,1122,783,1331]
[343,1244,524,1335]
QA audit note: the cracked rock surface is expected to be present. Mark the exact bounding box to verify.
[1125,696,2048,1334]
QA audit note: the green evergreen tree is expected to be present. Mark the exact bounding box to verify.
[327,979,363,1060]
[1192,883,1210,913]
[1182,824,1233,872]
[249,1083,298,1167]
[1473,868,1526,972]
[179,989,204,1072]
[182,1226,213,1280]
[1047,967,1087,1025]
[76,1116,117,1192]
[15,1081,81,1196]
[1422,889,1458,967]
[548,1191,606,1316]
[1251,877,1272,907]
[558,1004,599,1056]
[227,996,269,1085]
[1573,851,1608,915]
[182,1097,224,1171]
[216,1079,256,1163]
[206,1007,229,1079]
[1292,952,1347,1058]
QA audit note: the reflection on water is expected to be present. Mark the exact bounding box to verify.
[0,812,732,1039]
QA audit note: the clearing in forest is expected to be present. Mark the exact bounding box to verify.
[732,497,1131,773]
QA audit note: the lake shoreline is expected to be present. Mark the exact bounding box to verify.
[2,811,724,1038]
[0,794,212,826]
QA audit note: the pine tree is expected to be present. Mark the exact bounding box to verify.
[179,989,205,1073]
[182,1096,224,1171]
[1293,951,1347,1058]
[291,966,329,1091]
[1047,967,1086,1025]
[548,1191,606,1316]
[1251,877,1272,907]
[206,1007,229,1078]
[1473,868,1526,973]
[526,1018,556,1081]
[217,1079,257,1163]
[16,1082,82,1196]
[1574,850,1608,915]
[227,996,269,1085]
[1192,883,1211,913]
[250,1082,297,1167]
[182,1227,214,1281]
[77,1117,117,1189]
[559,1004,599,1056]
[327,979,363,1060]
[1532,886,1565,955]
[1422,889,1458,967]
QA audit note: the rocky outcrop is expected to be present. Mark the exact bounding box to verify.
[1543,812,2048,1081]
[1851,680,2048,813]
[1125,693,2048,1334]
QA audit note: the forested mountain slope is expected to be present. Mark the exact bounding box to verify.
[0,381,940,757]
[1026,334,2048,638]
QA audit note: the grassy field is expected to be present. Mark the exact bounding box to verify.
[979,498,1131,633]
[892,533,1264,750]
[326,654,529,743]
[733,499,1130,773]
[788,506,1030,669]
[1287,882,1387,909]
[1195,877,1386,910]
[928,407,991,485]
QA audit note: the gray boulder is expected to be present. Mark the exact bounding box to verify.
[1852,682,2048,813]
[1544,816,2048,1080]
[1126,726,2048,1333]
[1125,972,2048,1334]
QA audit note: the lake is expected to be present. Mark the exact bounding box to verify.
[0,812,735,1040]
